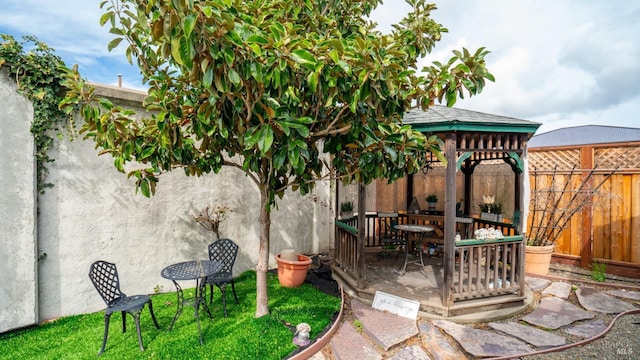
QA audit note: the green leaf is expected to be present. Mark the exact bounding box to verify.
[257,125,274,154]
[228,68,241,85]
[307,71,318,91]
[247,34,269,45]
[203,67,213,88]
[140,146,155,160]
[107,37,123,52]
[183,15,196,38]
[290,49,316,67]
[140,179,151,197]
[171,37,184,66]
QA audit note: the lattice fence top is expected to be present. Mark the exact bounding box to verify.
[529,146,640,171]
[529,149,580,170]
[595,146,640,169]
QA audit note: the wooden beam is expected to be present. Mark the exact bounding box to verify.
[357,183,367,289]
[443,132,457,306]
[580,145,594,268]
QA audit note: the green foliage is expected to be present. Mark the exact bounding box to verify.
[61,0,493,205]
[340,201,354,213]
[59,0,493,316]
[0,271,340,359]
[426,194,438,202]
[591,262,607,282]
[0,34,71,192]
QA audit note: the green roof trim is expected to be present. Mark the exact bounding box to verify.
[409,122,540,134]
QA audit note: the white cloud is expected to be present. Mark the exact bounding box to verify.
[2,0,639,131]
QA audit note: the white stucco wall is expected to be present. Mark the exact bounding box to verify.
[0,68,38,332]
[31,84,334,321]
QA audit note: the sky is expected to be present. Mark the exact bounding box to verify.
[1,1,638,133]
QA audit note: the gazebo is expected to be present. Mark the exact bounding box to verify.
[333,105,541,316]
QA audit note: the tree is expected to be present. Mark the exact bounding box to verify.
[60,0,493,317]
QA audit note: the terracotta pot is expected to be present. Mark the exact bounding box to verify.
[525,244,555,275]
[275,253,312,287]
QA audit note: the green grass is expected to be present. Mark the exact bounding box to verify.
[0,271,341,360]
[591,262,607,282]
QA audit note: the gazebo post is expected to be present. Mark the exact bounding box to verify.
[356,183,367,288]
[443,132,457,306]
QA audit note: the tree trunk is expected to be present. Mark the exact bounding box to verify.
[255,186,271,317]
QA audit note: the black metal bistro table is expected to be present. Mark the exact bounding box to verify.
[393,224,435,274]
[161,259,222,344]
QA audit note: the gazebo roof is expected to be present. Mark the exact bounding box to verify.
[402,105,541,134]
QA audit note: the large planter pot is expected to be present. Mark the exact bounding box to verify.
[275,253,312,288]
[525,244,555,275]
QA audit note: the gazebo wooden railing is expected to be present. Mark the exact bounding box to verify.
[334,214,525,304]
[453,236,524,301]
[334,217,359,278]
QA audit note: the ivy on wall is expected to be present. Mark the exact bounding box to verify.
[0,34,71,192]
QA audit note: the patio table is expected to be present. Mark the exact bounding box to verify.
[394,224,435,274]
[161,259,222,344]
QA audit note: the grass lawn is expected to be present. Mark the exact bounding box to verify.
[0,271,341,359]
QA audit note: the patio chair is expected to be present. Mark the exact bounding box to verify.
[204,238,240,317]
[88,260,160,355]
[378,212,405,258]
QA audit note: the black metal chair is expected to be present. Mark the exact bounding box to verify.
[88,261,160,355]
[204,238,239,317]
[378,212,405,258]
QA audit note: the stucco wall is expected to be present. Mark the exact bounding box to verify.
[0,68,37,333]
[1,76,335,326]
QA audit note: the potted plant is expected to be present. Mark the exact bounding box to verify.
[479,195,498,222]
[275,249,312,287]
[525,171,607,275]
[340,201,354,218]
[426,194,438,210]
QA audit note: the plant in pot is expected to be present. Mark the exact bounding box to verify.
[340,201,354,218]
[275,248,312,287]
[479,195,499,221]
[426,194,438,210]
[525,169,612,275]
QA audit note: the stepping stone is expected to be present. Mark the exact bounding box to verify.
[563,319,607,338]
[542,282,572,298]
[526,277,550,292]
[419,321,467,360]
[606,289,640,301]
[432,320,534,358]
[489,321,566,347]
[576,287,638,313]
[387,345,431,360]
[351,299,418,351]
[522,297,594,329]
[330,321,381,360]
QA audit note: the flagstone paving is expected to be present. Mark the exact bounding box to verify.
[542,281,572,298]
[432,319,535,357]
[607,289,640,301]
[576,287,639,313]
[521,296,594,329]
[323,276,640,359]
[563,319,608,338]
[488,321,567,347]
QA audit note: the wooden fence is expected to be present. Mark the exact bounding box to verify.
[529,143,640,277]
